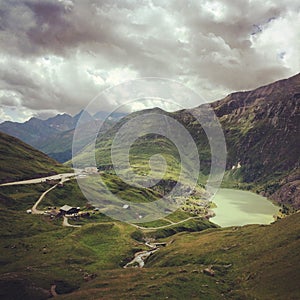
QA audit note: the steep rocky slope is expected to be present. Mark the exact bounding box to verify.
[166,73,299,208]
[210,73,300,208]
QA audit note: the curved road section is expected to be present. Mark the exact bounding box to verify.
[0,173,76,186]
[31,184,58,214]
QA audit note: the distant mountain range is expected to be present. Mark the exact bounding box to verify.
[0,110,127,162]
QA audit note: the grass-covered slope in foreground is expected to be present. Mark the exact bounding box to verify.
[0,180,215,299]
[0,132,71,183]
[59,212,300,300]
[1,178,299,299]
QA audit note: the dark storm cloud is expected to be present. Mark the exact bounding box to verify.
[0,0,299,120]
[0,0,116,56]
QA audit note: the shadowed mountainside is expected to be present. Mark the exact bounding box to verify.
[0,132,70,183]
[210,73,300,207]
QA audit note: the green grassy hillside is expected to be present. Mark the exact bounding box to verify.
[1,178,298,299]
[0,179,216,299]
[0,132,71,183]
[1,130,299,299]
[57,212,300,300]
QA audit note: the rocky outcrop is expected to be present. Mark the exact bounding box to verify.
[271,170,300,209]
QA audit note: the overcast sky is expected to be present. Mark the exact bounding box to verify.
[0,0,299,122]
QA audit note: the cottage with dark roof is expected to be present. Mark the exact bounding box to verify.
[59,205,80,215]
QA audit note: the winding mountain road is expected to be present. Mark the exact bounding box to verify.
[31,176,72,214]
[131,216,202,230]
[0,173,76,186]
[31,184,58,214]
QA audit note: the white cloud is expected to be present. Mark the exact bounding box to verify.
[0,107,13,123]
[251,10,300,73]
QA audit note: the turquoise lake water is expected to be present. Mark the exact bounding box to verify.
[211,188,279,227]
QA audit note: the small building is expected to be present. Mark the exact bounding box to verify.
[59,205,80,215]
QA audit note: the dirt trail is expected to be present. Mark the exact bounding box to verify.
[62,216,82,228]
[31,184,58,214]
[132,216,202,230]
